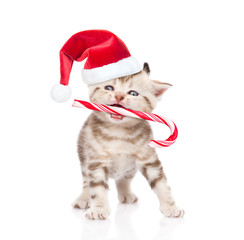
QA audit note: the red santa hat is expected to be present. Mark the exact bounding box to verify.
[51,30,142,102]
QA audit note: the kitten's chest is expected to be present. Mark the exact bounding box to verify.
[103,138,137,155]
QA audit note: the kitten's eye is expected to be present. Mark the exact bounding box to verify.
[128,90,139,96]
[105,85,114,91]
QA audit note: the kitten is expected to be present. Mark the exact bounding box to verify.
[72,63,184,220]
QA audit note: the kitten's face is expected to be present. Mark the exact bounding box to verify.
[88,70,171,124]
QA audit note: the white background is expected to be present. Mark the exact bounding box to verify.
[1,0,244,239]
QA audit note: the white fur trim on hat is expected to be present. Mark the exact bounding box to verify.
[50,84,72,102]
[81,56,142,85]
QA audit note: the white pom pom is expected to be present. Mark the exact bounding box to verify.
[50,84,72,102]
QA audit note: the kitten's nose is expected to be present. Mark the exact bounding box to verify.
[115,93,125,103]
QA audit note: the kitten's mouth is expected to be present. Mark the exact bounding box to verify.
[109,104,125,120]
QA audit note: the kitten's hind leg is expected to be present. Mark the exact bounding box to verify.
[116,174,138,204]
[72,171,90,209]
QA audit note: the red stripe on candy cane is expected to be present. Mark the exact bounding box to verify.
[72,99,178,148]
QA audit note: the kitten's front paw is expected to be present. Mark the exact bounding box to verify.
[72,198,90,209]
[85,206,110,220]
[160,205,185,218]
[118,193,138,204]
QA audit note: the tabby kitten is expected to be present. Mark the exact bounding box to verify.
[73,63,184,220]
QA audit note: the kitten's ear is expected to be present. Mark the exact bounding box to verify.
[143,62,150,75]
[152,80,172,98]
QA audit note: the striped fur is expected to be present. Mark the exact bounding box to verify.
[73,68,184,219]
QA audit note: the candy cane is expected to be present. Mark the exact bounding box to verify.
[72,99,178,148]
